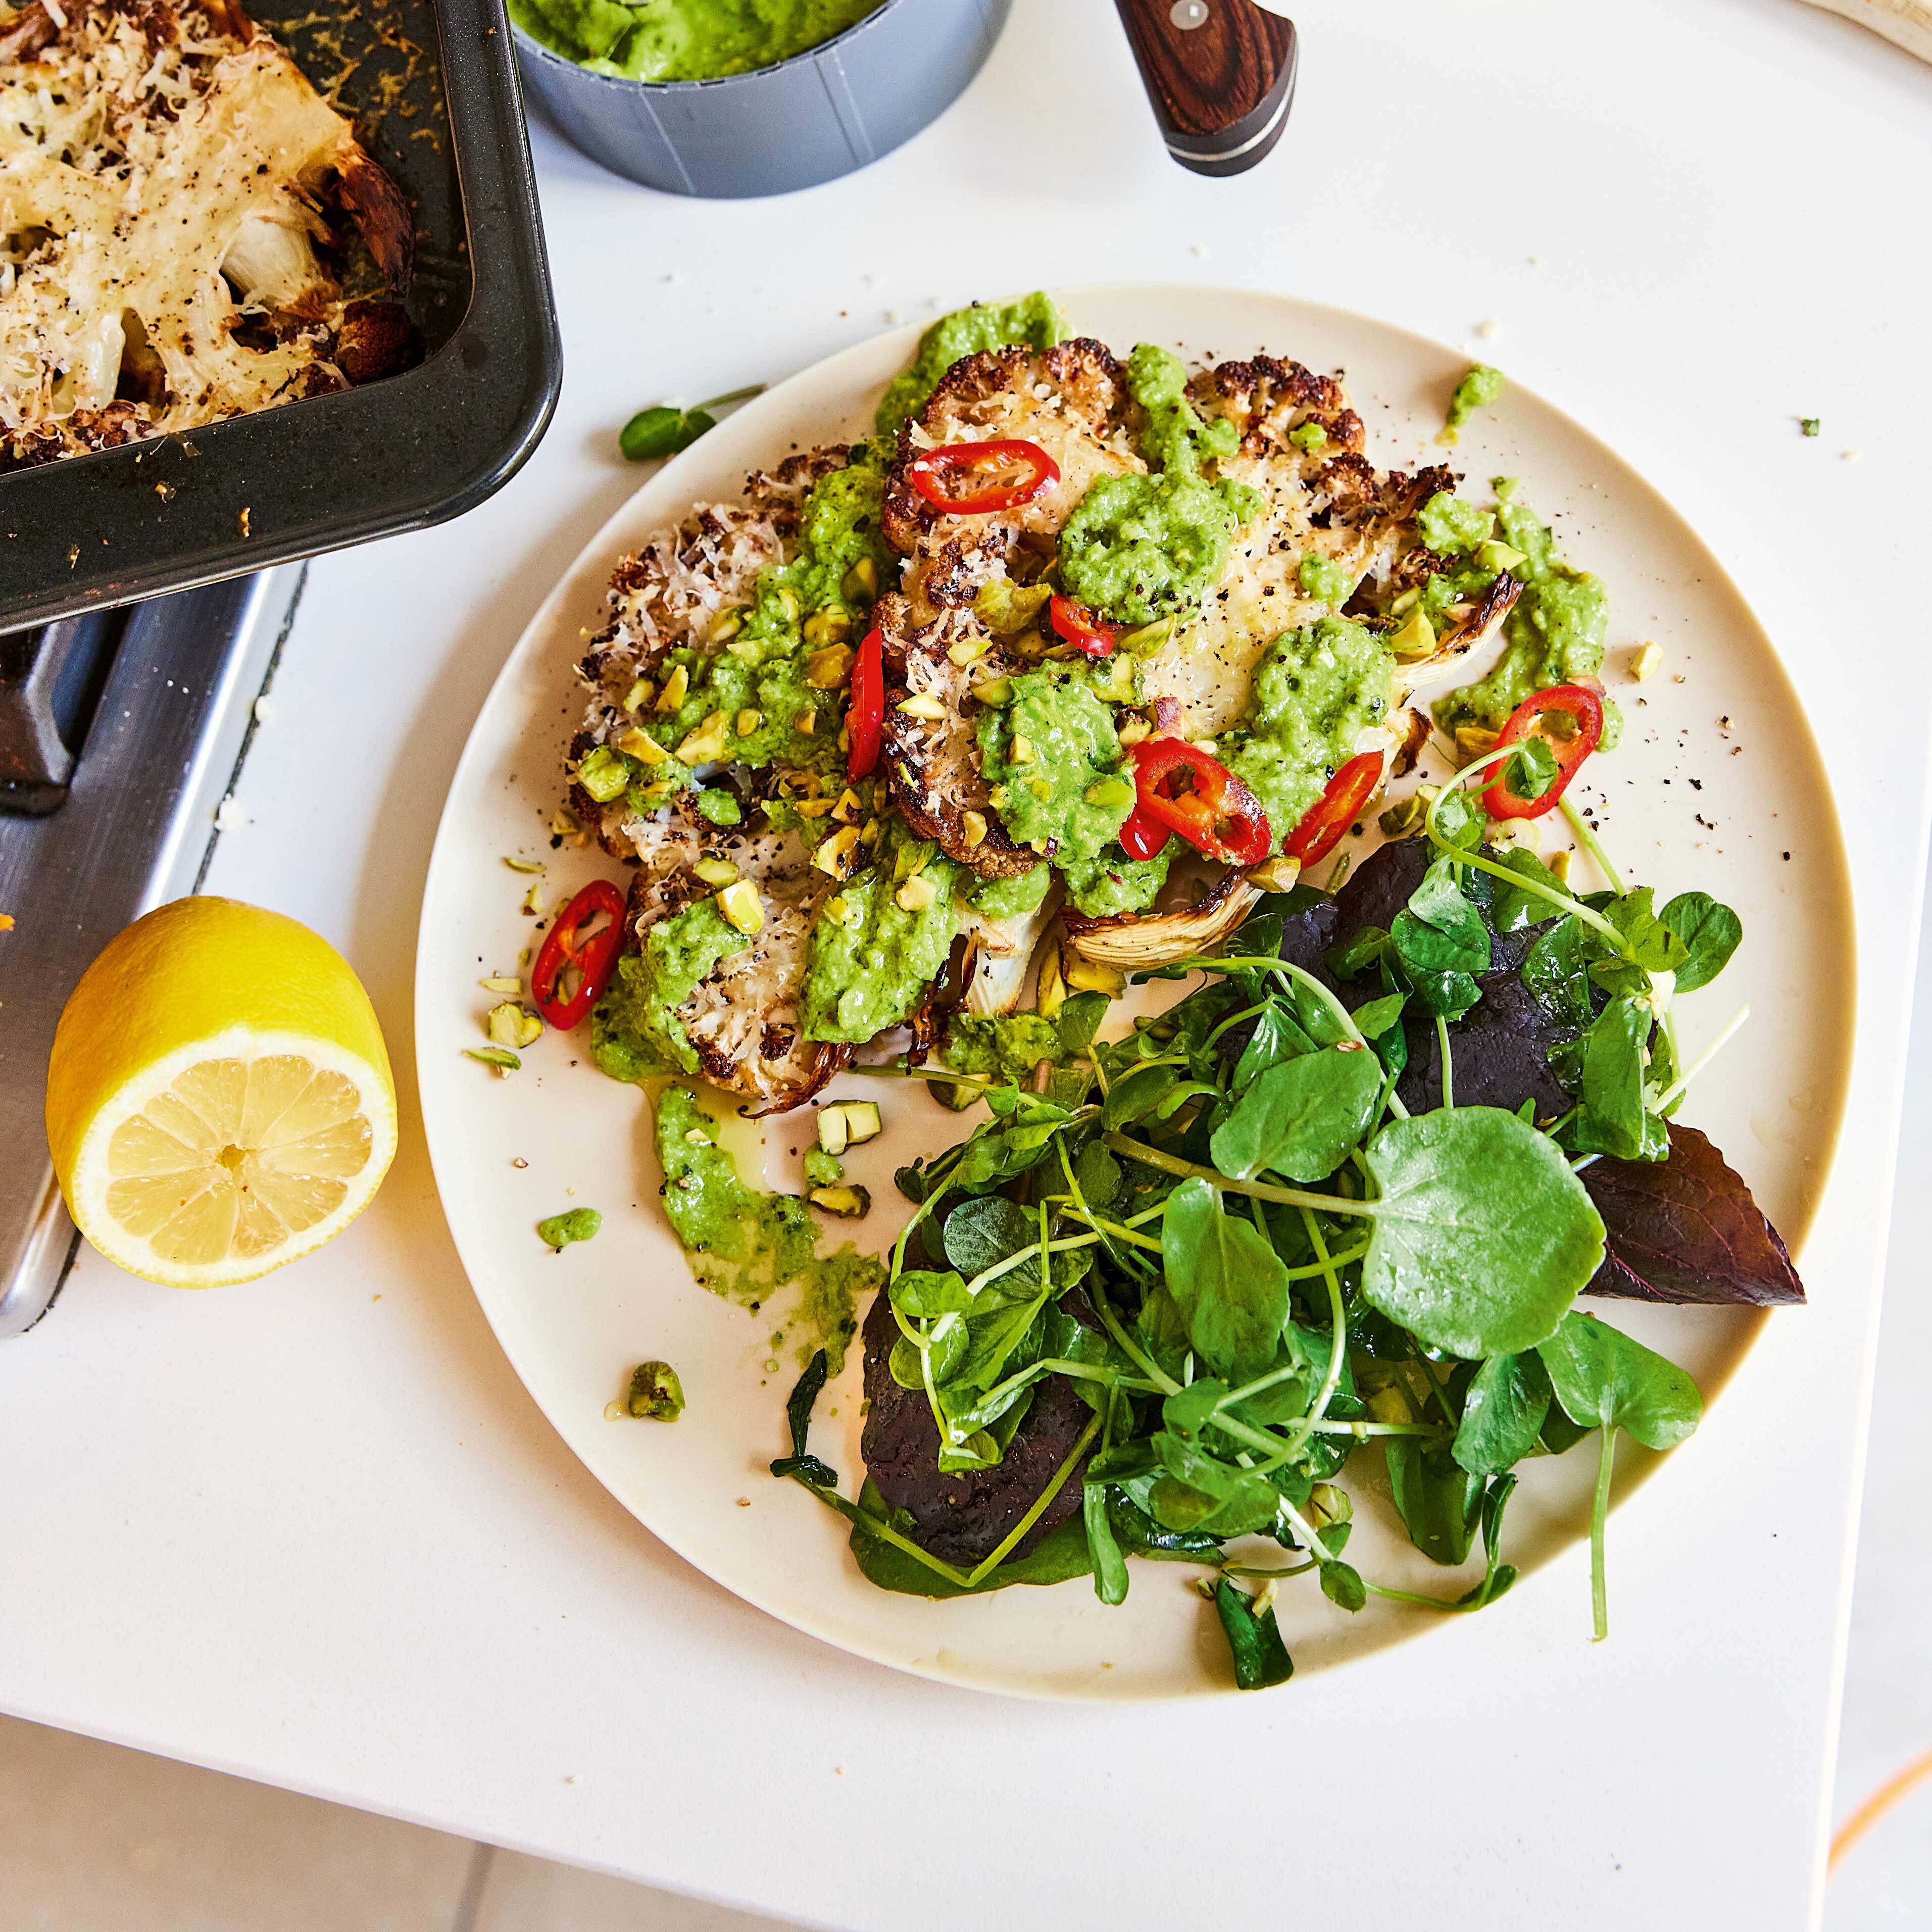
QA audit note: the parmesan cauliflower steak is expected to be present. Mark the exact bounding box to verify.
[0,0,414,469]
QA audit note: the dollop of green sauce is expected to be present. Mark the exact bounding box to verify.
[537,1207,603,1251]
[1057,344,1259,626]
[592,899,749,1080]
[801,844,962,1043]
[968,863,1052,923]
[1431,479,1621,749]
[509,0,881,83]
[979,669,1133,871]
[874,293,1064,442]
[1220,616,1394,846]
[1059,844,1173,918]
[940,1012,1065,1083]
[1442,362,1505,443]
[654,1085,877,1374]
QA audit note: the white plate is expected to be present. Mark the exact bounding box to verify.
[416,285,1853,1701]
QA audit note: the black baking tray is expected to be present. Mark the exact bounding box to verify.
[0,0,561,635]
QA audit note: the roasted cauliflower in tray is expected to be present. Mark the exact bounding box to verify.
[561,296,1604,1115]
[0,0,414,469]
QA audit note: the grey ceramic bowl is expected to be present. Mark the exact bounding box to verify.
[514,0,1012,197]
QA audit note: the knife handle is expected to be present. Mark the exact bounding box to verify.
[1113,0,1298,177]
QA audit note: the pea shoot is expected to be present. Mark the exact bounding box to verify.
[619,383,765,463]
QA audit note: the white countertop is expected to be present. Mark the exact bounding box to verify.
[5,3,1931,1926]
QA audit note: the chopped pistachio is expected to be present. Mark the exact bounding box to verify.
[693,857,738,886]
[812,825,863,878]
[735,708,762,738]
[794,708,818,735]
[1390,608,1437,662]
[960,809,988,848]
[1063,950,1124,998]
[464,1046,520,1075]
[1029,777,1053,801]
[615,727,668,764]
[805,644,855,688]
[1800,417,1820,437]
[1036,941,1067,1021]
[1117,718,1151,748]
[478,975,523,994]
[716,880,764,934]
[1631,641,1663,682]
[1454,723,1499,762]
[893,836,934,883]
[1378,794,1431,840]
[803,606,854,647]
[809,1184,871,1220]
[1246,855,1303,893]
[536,1207,601,1251]
[520,880,544,918]
[896,692,947,720]
[1008,733,1034,765]
[1549,849,1573,883]
[795,797,837,818]
[947,634,992,667]
[674,711,730,763]
[1083,776,1135,809]
[1476,539,1528,574]
[1115,615,1175,657]
[896,873,938,912]
[487,1002,542,1050]
[843,556,879,602]
[973,675,1014,706]
[622,1361,684,1422]
[710,608,744,644]
[831,787,862,824]
[574,746,628,802]
[654,664,689,713]
[972,577,1053,636]
[1390,587,1421,617]
[623,676,656,713]
[550,808,581,838]
[503,855,545,874]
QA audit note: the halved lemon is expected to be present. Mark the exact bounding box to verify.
[45,898,397,1287]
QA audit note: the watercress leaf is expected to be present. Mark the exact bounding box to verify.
[1521,915,1594,1029]
[1559,996,1651,1160]
[1233,1001,1314,1086]
[1361,1107,1606,1357]
[1535,1312,1704,1450]
[1135,1284,1193,1382]
[781,1349,829,1462]
[1154,1077,1221,1121]
[1659,892,1743,994]
[1209,1045,1383,1182]
[1399,856,1491,970]
[847,1483,1094,1599]
[1538,1403,1592,1456]
[1228,909,1285,962]
[1319,1558,1367,1613]
[1161,1178,1294,1381]
[1289,977,1355,1048]
[952,1289,1054,1394]
[1162,1378,1229,1439]
[1602,887,1690,975]
[1384,1438,1484,1566]
[1214,1577,1295,1690]
[1351,991,1408,1041]
[1071,1139,1122,1209]
[889,1322,970,1389]
[942,1197,1043,1287]
[888,1269,973,1319]
[1432,785,1482,853]
[1452,1350,1554,1474]
[1083,1483,1130,1605]
[1057,990,1111,1056]
[1490,848,1570,934]
[1107,1491,1224,1558]
[1103,1060,1181,1129]
[1326,925,1393,980]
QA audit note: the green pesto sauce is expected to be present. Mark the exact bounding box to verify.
[801,1146,843,1187]
[1431,479,1621,749]
[978,669,1132,869]
[1059,843,1172,918]
[509,0,880,82]
[1417,488,1494,558]
[1297,553,1355,607]
[654,1086,877,1374]
[874,293,1064,442]
[1442,362,1505,443]
[1221,617,1394,847]
[941,1012,1064,1083]
[1056,343,1260,626]
[611,453,893,808]
[968,862,1052,924]
[801,851,962,1042]
[537,1207,602,1250]
[592,898,748,1080]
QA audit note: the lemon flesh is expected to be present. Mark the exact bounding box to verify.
[47,898,397,1288]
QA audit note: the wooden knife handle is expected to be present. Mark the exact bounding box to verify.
[1113,0,1298,177]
